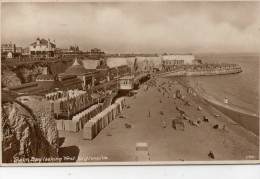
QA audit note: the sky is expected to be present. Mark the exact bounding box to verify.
[1,2,260,54]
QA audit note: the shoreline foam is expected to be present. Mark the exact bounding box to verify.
[203,97,259,136]
[201,94,259,118]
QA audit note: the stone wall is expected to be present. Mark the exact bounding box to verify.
[1,60,72,87]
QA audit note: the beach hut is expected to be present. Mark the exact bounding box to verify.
[63,120,71,131]
[83,122,95,140]
[69,120,79,132]
[172,118,185,131]
[90,118,98,137]
[56,120,64,131]
[115,97,125,112]
[107,107,113,123]
[136,142,150,161]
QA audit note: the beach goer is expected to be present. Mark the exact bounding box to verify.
[224,98,228,104]
[163,120,166,128]
[213,113,219,117]
[208,151,215,159]
[148,110,151,117]
[184,101,191,106]
[106,133,112,136]
[173,94,176,99]
[222,125,227,131]
[203,116,209,122]
[176,90,181,99]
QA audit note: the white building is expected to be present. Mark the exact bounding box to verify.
[7,52,13,58]
[1,42,16,53]
[29,38,56,58]
[162,55,195,64]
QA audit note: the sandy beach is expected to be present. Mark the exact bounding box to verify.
[58,76,259,162]
[171,77,259,136]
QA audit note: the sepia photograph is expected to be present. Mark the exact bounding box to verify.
[1,1,259,166]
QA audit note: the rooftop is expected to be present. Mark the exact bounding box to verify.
[8,81,49,95]
[36,74,56,80]
[8,82,38,91]
[91,48,101,51]
[64,58,90,75]
[119,75,135,80]
[30,38,55,48]
[60,77,83,87]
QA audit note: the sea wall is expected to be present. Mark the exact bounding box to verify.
[156,67,242,77]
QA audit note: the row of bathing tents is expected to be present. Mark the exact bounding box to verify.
[56,103,103,132]
[83,97,126,140]
[55,97,126,137]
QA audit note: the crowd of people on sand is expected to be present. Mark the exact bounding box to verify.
[132,76,228,159]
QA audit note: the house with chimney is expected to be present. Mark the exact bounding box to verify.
[29,38,56,58]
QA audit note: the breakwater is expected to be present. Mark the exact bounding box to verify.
[156,67,242,77]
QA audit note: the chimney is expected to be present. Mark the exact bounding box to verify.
[48,38,50,48]
[37,38,40,45]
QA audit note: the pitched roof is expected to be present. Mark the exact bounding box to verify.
[21,86,47,94]
[8,81,48,94]
[91,48,100,51]
[60,77,83,87]
[49,80,66,91]
[64,58,90,75]
[8,82,38,91]
[36,74,56,80]
[97,65,109,70]
[30,38,55,47]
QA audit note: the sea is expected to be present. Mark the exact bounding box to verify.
[178,54,259,117]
